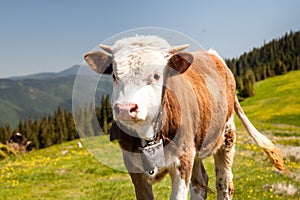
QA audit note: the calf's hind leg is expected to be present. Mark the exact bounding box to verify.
[213,115,236,200]
[190,157,209,200]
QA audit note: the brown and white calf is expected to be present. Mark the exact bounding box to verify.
[84,35,286,200]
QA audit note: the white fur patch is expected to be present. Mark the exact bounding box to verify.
[114,49,168,78]
[170,163,189,200]
[111,35,171,78]
[111,35,172,53]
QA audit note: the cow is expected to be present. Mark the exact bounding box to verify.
[9,132,32,153]
[84,35,286,200]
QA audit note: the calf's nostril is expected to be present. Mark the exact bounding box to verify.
[130,104,138,113]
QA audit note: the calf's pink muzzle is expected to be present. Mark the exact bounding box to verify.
[114,103,140,121]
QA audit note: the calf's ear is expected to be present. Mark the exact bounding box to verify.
[167,52,194,74]
[84,51,113,74]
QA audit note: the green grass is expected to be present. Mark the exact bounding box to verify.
[239,70,300,146]
[1,71,300,199]
[240,70,300,128]
[0,139,172,199]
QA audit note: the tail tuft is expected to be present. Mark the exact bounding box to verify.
[263,147,288,173]
[234,96,288,173]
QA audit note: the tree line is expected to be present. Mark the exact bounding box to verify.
[0,95,113,150]
[226,30,300,98]
[74,95,113,138]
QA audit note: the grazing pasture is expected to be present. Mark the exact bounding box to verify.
[0,71,299,199]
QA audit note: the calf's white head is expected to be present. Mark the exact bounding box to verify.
[84,35,190,140]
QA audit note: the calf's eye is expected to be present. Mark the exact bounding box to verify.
[153,73,160,80]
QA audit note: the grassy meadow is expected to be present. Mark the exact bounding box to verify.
[0,70,300,199]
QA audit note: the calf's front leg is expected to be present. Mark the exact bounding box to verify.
[169,151,195,200]
[122,149,154,200]
[129,172,154,200]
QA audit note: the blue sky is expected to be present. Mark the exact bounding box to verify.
[0,0,299,78]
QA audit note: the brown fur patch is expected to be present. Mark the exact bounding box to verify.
[147,168,169,184]
[182,59,212,150]
[223,128,235,152]
[178,151,195,187]
[161,88,182,144]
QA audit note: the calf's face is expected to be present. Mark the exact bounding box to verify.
[111,48,167,139]
[84,36,190,139]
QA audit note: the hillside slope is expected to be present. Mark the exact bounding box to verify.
[0,76,75,127]
[0,71,299,199]
[226,30,300,98]
[239,70,300,145]
[0,73,113,127]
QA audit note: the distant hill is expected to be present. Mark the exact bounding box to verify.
[226,30,300,98]
[239,70,300,143]
[9,65,81,80]
[0,65,113,127]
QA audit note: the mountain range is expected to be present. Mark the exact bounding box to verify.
[8,65,81,80]
[0,65,113,127]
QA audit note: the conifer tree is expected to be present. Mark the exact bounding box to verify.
[101,95,108,134]
[0,126,4,143]
[66,111,78,141]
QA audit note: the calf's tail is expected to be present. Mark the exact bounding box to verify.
[234,96,287,172]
